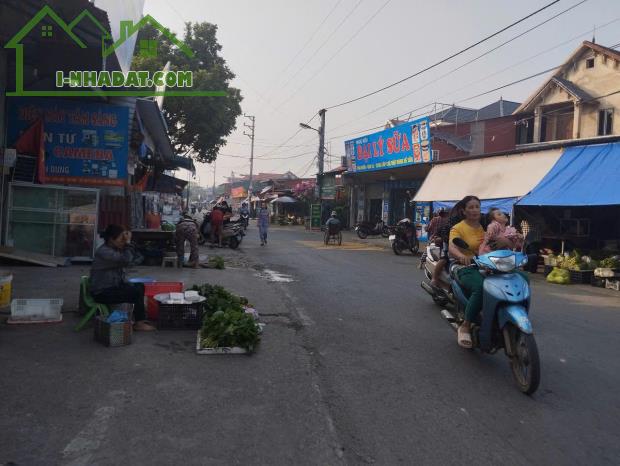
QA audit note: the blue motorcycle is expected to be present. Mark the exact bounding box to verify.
[440,238,541,395]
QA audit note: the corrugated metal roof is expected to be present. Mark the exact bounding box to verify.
[428,106,479,124]
[475,99,521,120]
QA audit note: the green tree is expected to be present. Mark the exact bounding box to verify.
[132,22,242,163]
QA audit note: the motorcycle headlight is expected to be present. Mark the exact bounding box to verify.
[489,255,516,272]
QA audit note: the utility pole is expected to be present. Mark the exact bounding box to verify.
[212,161,216,203]
[317,108,326,204]
[243,114,256,207]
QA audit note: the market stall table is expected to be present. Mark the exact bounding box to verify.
[131,229,175,265]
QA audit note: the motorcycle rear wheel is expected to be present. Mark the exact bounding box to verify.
[392,241,403,255]
[381,227,390,238]
[357,229,368,239]
[510,330,541,395]
[229,236,240,249]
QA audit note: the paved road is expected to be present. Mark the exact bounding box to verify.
[1,225,619,465]
[249,226,620,465]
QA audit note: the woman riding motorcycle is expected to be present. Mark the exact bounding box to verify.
[448,197,531,349]
[448,196,485,349]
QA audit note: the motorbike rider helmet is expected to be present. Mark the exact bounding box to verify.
[331,211,337,217]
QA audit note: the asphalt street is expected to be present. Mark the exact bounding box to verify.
[248,226,620,465]
[1,225,619,465]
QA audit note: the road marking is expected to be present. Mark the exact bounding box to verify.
[255,269,295,282]
[296,240,385,251]
[62,406,115,464]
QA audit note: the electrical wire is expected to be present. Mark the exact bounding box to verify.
[256,0,344,110]
[325,0,561,110]
[328,0,588,134]
[273,0,393,112]
[328,38,620,142]
[272,0,364,104]
[254,112,319,159]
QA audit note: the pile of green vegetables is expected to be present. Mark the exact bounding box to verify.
[207,256,225,269]
[546,267,570,284]
[548,251,619,271]
[190,283,259,351]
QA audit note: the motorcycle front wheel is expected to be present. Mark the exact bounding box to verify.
[357,228,368,239]
[510,330,541,395]
[381,227,390,238]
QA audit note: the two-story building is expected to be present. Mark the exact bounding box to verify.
[515,41,619,145]
[415,41,620,254]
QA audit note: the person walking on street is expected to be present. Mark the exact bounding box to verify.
[257,201,270,246]
[175,212,200,268]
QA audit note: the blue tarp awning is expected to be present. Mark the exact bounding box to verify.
[517,143,620,206]
[433,198,517,214]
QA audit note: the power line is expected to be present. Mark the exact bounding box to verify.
[329,0,587,134]
[328,66,560,140]
[328,35,620,142]
[269,0,365,109]
[255,112,319,159]
[273,0,393,112]
[257,0,344,109]
[325,0,561,110]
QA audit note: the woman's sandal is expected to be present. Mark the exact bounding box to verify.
[457,326,473,349]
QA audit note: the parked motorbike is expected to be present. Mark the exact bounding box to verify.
[421,238,541,395]
[355,219,389,239]
[388,218,419,255]
[198,215,245,249]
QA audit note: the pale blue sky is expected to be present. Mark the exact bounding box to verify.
[142,0,620,186]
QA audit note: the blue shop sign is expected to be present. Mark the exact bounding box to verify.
[7,97,129,186]
[345,116,432,173]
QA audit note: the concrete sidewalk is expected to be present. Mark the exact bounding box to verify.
[0,252,343,465]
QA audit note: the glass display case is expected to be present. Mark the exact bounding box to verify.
[6,183,99,259]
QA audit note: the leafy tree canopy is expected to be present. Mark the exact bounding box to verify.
[132,22,242,163]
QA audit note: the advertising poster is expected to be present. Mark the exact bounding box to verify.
[7,97,129,186]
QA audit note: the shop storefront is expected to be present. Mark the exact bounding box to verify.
[345,117,434,226]
[3,97,130,258]
[515,142,620,253]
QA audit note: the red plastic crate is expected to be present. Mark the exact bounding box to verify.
[144,282,184,321]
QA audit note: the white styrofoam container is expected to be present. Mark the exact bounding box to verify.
[195,331,249,355]
[195,324,265,355]
[9,299,63,323]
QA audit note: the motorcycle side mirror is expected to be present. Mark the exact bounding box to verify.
[452,237,470,250]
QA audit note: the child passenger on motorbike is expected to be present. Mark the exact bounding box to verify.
[448,196,485,349]
[479,208,523,255]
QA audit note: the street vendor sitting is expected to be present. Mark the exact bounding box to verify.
[90,224,155,331]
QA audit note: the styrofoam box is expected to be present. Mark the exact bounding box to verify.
[195,331,249,355]
[10,299,63,322]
